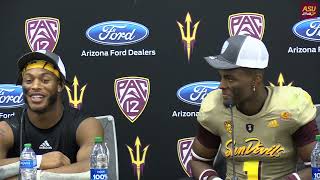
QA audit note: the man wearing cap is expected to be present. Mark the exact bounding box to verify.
[0,50,104,179]
[190,35,318,180]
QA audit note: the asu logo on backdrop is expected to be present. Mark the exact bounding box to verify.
[301,2,318,19]
[127,137,150,180]
[65,76,87,110]
[228,13,265,40]
[114,77,150,123]
[177,137,194,177]
[177,12,200,62]
[25,17,60,51]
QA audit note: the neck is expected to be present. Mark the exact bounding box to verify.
[26,99,64,129]
[236,86,268,116]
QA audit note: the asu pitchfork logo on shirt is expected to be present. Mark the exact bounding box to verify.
[25,17,60,52]
[114,77,150,123]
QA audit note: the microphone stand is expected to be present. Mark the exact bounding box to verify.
[19,107,27,180]
[19,107,26,153]
[229,104,238,180]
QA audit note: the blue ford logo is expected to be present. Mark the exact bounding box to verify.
[86,21,149,46]
[177,81,220,106]
[0,84,24,108]
[292,17,320,42]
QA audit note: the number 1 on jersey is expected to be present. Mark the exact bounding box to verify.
[243,161,260,180]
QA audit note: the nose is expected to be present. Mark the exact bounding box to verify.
[219,79,228,90]
[30,79,42,90]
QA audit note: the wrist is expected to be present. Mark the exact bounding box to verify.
[210,176,223,180]
[37,170,41,180]
[199,169,219,180]
[36,155,42,169]
[285,172,301,180]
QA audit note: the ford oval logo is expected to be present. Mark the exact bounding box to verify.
[86,21,149,46]
[0,84,24,108]
[177,81,220,106]
[292,17,320,42]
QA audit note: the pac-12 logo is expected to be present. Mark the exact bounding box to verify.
[177,81,220,106]
[177,137,194,177]
[25,17,60,52]
[114,77,150,123]
[0,84,24,108]
[86,21,149,46]
[292,17,320,42]
[228,13,265,40]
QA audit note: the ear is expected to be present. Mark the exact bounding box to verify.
[254,72,263,84]
[57,83,65,93]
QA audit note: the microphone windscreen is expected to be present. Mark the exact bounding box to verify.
[223,99,234,108]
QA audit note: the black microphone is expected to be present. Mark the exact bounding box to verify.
[225,99,238,180]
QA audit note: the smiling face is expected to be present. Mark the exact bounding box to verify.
[218,68,258,107]
[22,68,63,113]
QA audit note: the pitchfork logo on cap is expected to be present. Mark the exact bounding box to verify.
[177,137,194,177]
[228,13,265,40]
[25,17,60,52]
[114,77,150,123]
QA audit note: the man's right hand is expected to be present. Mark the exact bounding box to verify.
[40,151,71,170]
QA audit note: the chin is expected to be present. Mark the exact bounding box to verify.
[28,104,48,113]
[26,99,49,112]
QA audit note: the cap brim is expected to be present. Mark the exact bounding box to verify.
[204,55,240,70]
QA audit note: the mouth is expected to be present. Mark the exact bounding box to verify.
[222,93,232,99]
[222,94,230,99]
[29,93,46,103]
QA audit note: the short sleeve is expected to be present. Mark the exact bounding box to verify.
[197,91,220,136]
[297,89,316,125]
[290,89,317,135]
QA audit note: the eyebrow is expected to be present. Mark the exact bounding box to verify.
[23,72,56,78]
